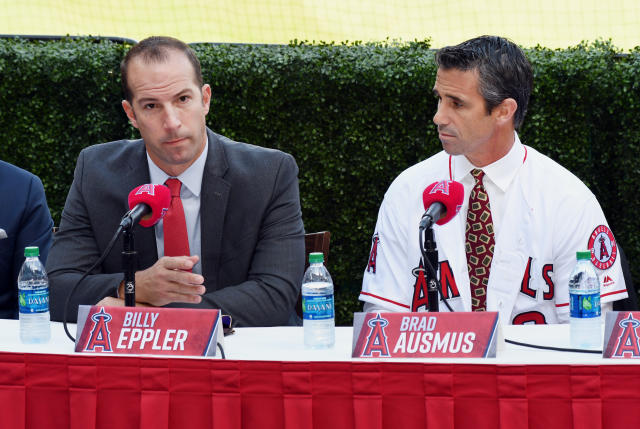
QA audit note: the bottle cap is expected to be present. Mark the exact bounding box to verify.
[576,250,591,260]
[309,252,324,264]
[24,246,39,257]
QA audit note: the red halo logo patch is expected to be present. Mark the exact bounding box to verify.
[588,225,617,270]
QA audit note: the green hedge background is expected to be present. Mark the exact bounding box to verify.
[1,38,639,325]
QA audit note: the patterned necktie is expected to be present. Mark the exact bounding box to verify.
[465,169,495,311]
[163,178,190,258]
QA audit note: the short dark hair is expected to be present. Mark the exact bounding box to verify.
[120,36,203,102]
[435,35,533,129]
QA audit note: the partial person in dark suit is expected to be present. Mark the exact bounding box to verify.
[0,160,53,319]
[47,36,305,326]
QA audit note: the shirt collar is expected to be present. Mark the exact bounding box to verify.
[452,131,525,192]
[147,136,208,197]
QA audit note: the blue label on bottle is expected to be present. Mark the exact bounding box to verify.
[302,294,334,320]
[569,292,601,318]
[18,289,49,314]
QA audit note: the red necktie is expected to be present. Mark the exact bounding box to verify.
[163,178,190,258]
[465,169,495,311]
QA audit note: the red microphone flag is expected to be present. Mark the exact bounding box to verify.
[422,180,464,225]
[127,184,171,227]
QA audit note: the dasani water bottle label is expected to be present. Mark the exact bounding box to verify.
[302,295,334,320]
[570,291,601,319]
[19,288,50,314]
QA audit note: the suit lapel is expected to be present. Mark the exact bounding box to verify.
[200,129,230,289]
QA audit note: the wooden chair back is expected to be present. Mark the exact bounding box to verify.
[304,231,331,270]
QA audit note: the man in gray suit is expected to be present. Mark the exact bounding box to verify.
[47,36,305,326]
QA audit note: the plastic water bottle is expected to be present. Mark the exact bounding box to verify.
[302,252,335,348]
[18,246,51,343]
[569,250,601,350]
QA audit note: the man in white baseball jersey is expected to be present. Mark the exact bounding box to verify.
[360,35,628,324]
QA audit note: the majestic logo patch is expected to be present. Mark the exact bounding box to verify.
[367,233,379,274]
[588,225,617,270]
[602,275,615,288]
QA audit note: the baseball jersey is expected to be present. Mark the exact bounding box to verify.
[360,134,627,324]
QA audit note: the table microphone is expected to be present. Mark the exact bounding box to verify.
[120,184,171,229]
[418,180,464,313]
[63,184,171,342]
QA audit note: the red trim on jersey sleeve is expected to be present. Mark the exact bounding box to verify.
[523,146,527,164]
[602,289,627,298]
[556,289,626,308]
[360,291,411,309]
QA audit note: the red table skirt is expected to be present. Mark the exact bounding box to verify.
[1,352,639,429]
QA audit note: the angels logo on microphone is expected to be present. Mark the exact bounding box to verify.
[361,313,390,357]
[612,313,640,358]
[84,307,114,352]
[429,180,450,196]
[367,233,379,274]
[135,184,156,196]
[588,225,617,270]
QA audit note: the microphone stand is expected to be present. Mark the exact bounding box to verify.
[421,225,440,312]
[122,226,137,307]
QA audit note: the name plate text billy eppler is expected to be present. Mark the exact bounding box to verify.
[75,305,223,357]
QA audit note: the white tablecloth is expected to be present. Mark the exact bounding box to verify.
[0,318,634,364]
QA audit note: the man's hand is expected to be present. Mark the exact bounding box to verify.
[127,255,205,307]
[96,297,152,307]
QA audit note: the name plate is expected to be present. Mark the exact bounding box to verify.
[603,311,640,358]
[352,312,499,358]
[75,305,223,357]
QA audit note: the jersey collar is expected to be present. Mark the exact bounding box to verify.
[450,131,526,192]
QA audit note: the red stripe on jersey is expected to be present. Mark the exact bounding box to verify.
[602,289,627,298]
[360,291,410,309]
[556,289,626,308]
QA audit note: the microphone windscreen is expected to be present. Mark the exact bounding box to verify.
[128,184,171,227]
[422,180,464,225]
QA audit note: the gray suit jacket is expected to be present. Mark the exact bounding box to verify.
[47,129,305,326]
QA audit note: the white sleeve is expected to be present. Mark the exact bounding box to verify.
[359,190,415,311]
[552,194,627,322]
[363,301,394,313]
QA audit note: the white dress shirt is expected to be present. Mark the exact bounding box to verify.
[147,140,208,274]
[451,133,527,240]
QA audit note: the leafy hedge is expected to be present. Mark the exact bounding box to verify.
[1,38,639,325]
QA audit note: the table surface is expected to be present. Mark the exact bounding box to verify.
[0,318,635,364]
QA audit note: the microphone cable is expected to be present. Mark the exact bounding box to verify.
[216,342,226,359]
[62,225,123,343]
[504,338,602,354]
